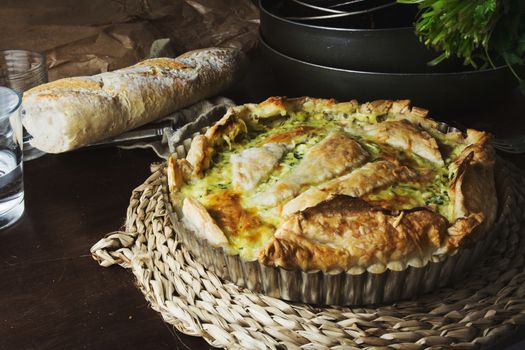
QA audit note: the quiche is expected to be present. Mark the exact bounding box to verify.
[167,97,497,275]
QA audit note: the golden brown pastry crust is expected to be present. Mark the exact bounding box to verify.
[253,132,369,207]
[182,197,229,247]
[447,129,497,246]
[260,196,448,272]
[168,96,497,273]
[167,155,184,192]
[281,160,416,216]
[231,142,289,191]
[185,135,211,177]
[360,120,444,165]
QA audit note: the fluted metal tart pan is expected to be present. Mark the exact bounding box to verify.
[162,120,509,306]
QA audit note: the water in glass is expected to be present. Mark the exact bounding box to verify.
[0,87,24,229]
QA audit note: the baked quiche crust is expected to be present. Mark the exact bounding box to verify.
[167,97,497,274]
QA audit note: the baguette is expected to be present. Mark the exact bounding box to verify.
[21,47,242,153]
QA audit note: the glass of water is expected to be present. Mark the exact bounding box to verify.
[0,87,24,229]
[0,50,48,161]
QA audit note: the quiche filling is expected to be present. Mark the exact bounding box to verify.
[169,97,496,272]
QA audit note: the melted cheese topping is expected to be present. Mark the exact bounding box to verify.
[180,111,465,260]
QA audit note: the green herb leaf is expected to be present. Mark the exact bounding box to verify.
[398,0,525,88]
[398,1,523,66]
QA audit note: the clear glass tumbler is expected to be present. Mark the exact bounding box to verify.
[0,50,47,93]
[0,50,48,161]
[0,87,24,229]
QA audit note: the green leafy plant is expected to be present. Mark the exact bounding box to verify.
[398,0,525,91]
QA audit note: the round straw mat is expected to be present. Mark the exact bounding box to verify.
[91,161,525,350]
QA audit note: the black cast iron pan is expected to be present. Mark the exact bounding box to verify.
[259,34,517,114]
[259,0,463,73]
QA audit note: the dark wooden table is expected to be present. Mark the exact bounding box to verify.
[2,55,525,350]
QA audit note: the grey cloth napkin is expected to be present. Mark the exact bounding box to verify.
[118,96,235,159]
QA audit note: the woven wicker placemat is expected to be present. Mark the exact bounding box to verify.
[91,161,525,350]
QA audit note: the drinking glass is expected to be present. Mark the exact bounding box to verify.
[0,87,24,229]
[0,50,47,161]
[0,50,47,93]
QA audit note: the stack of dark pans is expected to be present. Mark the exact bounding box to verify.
[259,0,517,112]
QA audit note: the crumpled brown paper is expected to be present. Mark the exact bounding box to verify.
[0,0,259,81]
